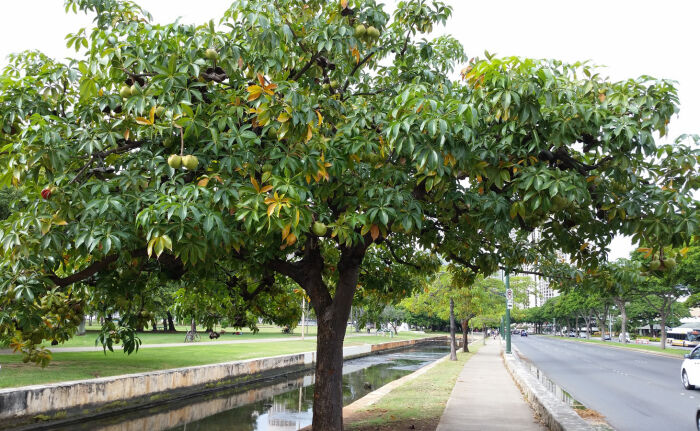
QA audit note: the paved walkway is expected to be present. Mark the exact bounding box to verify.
[436,340,545,431]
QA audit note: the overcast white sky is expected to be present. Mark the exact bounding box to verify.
[1,0,698,261]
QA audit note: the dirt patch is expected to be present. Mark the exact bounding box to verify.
[575,407,605,421]
[345,408,440,431]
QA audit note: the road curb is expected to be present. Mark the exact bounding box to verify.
[503,345,593,431]
[542,336,683,360]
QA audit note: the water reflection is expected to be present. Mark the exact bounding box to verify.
[52,345,447,431]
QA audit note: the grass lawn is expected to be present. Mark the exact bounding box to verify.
[35,325,320,348]
[346,345,480,431]
[32,326,439,348]
[0,333,440,389]
[545,335,686,357]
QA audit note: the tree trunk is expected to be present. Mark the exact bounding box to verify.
[449,299,457,361]
[462,319,469,352]
[190,318,196,333]
[614,298,628,344]
[313,311,347,431]
[291,239,366,431]
[166,311,176,332]
[162,317,168,333]
[660,313,667,349]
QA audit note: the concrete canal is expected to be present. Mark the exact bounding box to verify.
[39,344,448,431]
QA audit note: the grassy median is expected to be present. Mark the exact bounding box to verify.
[346,345,480,431]
[0,333,436,388]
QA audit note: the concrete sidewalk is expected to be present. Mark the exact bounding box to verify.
[436,340,545,431]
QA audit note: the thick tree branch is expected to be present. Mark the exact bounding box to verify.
[48,253,121,287]
[340,48,379,95]
[384,239,421,270]
[291,52,321,81]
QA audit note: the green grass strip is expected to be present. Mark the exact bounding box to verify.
[0,333,437,389]
[347,345,480,429]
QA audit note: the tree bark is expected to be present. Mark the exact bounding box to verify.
[660,313,667,349]
[276,237,367,431]
[449,299,457,361]
[614,298,628,344]
[166,311,176,332]
[190,318,196,333]
[461,319,469,352]
[313,310,348,431]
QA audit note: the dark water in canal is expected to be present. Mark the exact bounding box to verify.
[54,345,448,431]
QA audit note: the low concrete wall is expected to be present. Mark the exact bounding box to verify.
[503,348,593,431]
[0,336,447,427]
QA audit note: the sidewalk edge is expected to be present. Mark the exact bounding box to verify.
[503,346,594,431]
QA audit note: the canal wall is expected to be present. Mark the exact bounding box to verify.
[0,336,448,428]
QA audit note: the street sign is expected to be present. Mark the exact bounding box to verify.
[506,288,513,309]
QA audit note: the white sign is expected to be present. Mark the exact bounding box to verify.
[506,288,513,309]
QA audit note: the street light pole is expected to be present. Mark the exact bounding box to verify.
[505,270,511,354]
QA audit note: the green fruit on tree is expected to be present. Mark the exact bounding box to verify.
[130,84,140,95]
[366,26,380,39]
[155,106,166,118]
[330,80,339,89]
[322,83,330,91]
[312,221,327,236]
[663,257,676,270]
[163,136,175,147]
[205,48,219,60]
[354,24,366,37]
[119,85,132,98]
[182,155,199,170]
[168,154,182,169]
[649,259,661,271]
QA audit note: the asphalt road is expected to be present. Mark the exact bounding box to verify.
[512,335,697,431]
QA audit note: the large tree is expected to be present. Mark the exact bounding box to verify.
[1,0,699,429]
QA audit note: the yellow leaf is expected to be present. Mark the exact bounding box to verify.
[580,243,589,251]
[263,83,277,95]
[586,176,597,183]
[198,177,210,187]
[340,0,348,8]
[295,209,300,227]
[51,215,68,226]
[135,117,152,126]
[257,73,266,87]
[251,177,260,192]
[316,110,323,126]
[267,203,277,217]
[123,129,130,140]
[680,247,690,257]
[247,85,263,101]
[40,219,51,236]
[351,47,360,64]
[260,185,273,193]
[282,224,291,240]
[277,112,290,122]
[306,124,313,143]
[286,232,297,246]
[149,106,156,124]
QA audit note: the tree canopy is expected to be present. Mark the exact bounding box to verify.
[1,0,699,429]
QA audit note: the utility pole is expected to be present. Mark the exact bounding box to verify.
[505,270,512,354]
